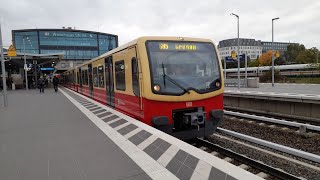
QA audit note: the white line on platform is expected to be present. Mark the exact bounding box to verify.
[138,135,158,150]
[191,160,212,180]
[60,88,178,180]
[157,145,179,167]
[124,128,142,139]
[62,88,261,180]
[106,117,122,125]
[114,122,131,131]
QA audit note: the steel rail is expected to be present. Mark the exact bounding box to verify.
[217,128,320,164]
[195,138,301,180]
[224,110,320,132]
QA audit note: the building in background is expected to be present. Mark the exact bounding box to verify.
[261,41,298,54]
[218,38,262,61]
[12,28,118,71]
[218,38,298,61]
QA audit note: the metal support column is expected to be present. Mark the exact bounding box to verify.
[224,58,226,81]
[231,13,240,89]
[272,17,279,87]
[0,24,8,107]
[23,37,29,90]
[245,54,247,87]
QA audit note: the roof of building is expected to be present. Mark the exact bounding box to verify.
[261,41,299,45]
[218,38,262,48]
[3,51,64,60]
[12,28,118,37]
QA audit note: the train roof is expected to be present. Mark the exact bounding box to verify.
[64,36,216,73]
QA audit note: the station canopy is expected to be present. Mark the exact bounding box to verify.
[2,51,64,67]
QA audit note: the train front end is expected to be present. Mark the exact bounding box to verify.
[140,37,224,140]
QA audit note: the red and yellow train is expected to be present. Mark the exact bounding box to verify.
[62,36,224,140]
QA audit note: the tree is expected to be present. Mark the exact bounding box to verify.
[275,56,286,65]
[258,50,273,66]
[248,59,260,67]
[283,44,306,63]
[296,48,318,64]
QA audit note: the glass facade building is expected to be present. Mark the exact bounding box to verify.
[12,29,118,60]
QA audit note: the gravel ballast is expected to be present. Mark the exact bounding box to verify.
[221,117,320,155]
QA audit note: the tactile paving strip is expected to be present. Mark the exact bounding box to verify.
[62,88,251,180]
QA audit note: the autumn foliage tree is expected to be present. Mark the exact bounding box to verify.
[258,50,273,66]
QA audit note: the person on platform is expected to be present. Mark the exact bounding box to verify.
[53,76,59,92]
[38,76,45,93]
[44,76,48,88]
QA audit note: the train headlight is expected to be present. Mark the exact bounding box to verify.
[153,85,161,91]
[215,81,221,87]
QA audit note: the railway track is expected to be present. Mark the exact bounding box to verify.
[191,138,301,180]
[216,128,320,164]
[224,110,320,134]
[224,105,320,125]
[195,126,320,179]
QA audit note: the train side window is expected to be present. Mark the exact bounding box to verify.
[98,65,104,88]
[82,70,85,85]
[77,71,80,84]
[132,57,139,96]
[85,70,88,85]
[93,67,98,87]
[84,70,88,85]
[86,70,89,85]
[115,60,126,91]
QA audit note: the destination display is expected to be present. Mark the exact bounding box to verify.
[159,42,197,51]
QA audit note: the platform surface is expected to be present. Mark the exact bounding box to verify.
[0,88,260,180]
[0,89,150,180]
[225,83,320,99]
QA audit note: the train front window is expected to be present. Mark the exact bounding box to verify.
[146,41,221,95]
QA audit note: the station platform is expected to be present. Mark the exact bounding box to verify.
[0,88,260,180]
[225,83,320,98]
[224,83,320,121]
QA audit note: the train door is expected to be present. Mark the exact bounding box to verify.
[127,46,143,116]
[88,64,94,98]
[78,68,82,91]
[72,71,75,90]
[105,56,115,107]
[75,71,79,92]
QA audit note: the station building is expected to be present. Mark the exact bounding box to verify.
[1,28,118,89]
[12,28,118,71]
[218,38,297,61]
[218,38,263,60]
[261,41,298,54]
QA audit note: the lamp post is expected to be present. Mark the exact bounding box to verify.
[23,36,29,90]
[231,13,240,89]
[317,49,319,64]
[272,17,279,87]
[224,58,226,80]
[0,23,8,107]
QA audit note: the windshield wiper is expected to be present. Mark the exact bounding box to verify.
[162,63,190,94]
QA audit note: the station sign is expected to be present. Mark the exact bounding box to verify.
[225,54,246,62]
[40,67,55,71]
[231,50,236,59]
[24,63,32,71]
[7,45,17,57]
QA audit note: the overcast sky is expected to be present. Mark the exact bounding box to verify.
[1,0,319,49]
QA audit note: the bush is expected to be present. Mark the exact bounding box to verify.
[259,70,286,83]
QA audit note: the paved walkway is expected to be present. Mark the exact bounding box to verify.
[0,89,150,180]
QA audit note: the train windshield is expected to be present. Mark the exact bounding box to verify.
[146,41,221,95]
